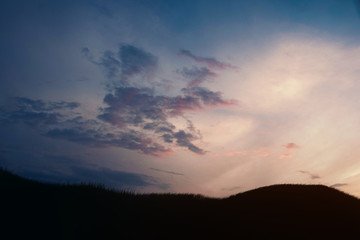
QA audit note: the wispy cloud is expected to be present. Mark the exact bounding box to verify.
[179,49,238,70]
[45,127,172,156]
[330,183,348,188]
[149,168,184,176]
[299,170,321,180]
[222,186,241,191]
[279,153,293,159]
[179,67,217,88]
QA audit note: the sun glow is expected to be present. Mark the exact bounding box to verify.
[272,78,305,99]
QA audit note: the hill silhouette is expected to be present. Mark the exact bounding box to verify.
[2,168,360,239]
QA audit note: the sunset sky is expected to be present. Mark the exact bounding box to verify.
[2,0,360,197]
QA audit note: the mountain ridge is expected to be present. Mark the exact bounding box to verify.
[1,168,360,239]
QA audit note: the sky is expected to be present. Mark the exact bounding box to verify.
[2,0,360,197]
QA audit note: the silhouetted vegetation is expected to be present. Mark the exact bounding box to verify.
[2,168,360,239]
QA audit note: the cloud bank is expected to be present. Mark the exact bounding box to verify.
[1,44,237,156]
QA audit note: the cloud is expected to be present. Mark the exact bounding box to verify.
[299,170,321,180]
[282,142,300,149]
[82,47,121,79]
[179,49,237,70]
[221,186,241,191]
[0,97,80,127]
[83,44,158,84]
[84,46,235,156]
[13,97,80,112]
[21,166,169,190]
[45,127,172,156]
[173,130,205,154]
[83,44,236,155]
[225,151,247,157]
[279,153,293,159]
[98,87,169,126]
[182,87,236,107]
[100,51,122,79]
[330,183,348,188]
[149,168,184,176]
[0,44,237,156]
[119,44,158,80]
[179,67,217,88]
[97,85,234,154]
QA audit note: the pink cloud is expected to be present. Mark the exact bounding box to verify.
[279,153,293,159]
[225,151,247,157]
[254,147,273,157]
[282,143,300,150]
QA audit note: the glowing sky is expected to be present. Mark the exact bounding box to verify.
[2,0,360,197]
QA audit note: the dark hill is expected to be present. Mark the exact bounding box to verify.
[1,169,360,239]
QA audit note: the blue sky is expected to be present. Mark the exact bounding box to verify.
[2,0,360,197]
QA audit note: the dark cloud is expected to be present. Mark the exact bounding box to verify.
[98,87,235,126]
[82,47,121,79]
[299,170,320,180]
[3,111,61,127]
[0,43,237,156]
[98,87,169,126]
[182,87,236,106]
[330,183,348,188]
[71,166,168,189]
[0,95,204,155]
[20,166,169,190]
[13,97,80,112]
[97,85,234,154]
[173,130,205,154]
[45,127,172,156]
[149,168,184,176]
[119,44,158,80]
[100,50,122,79]
[81,47,95,63]
[162,134,173,143]
[179,67,217,88]
[179,49,237,70]
[81,44,237,155]
[0,97,80,127]
[83,44,157,84]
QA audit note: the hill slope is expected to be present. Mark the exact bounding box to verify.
[1,169,360,239]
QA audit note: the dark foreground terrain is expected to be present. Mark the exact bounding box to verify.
[2,168,360,239]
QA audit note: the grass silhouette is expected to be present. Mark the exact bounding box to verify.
[1,168,360,239]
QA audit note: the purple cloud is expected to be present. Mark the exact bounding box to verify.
[179,67,217,88]
[97,86,208,154]
[179,49,238,70]
[98,86,235,126]
[0,44,238,156]
[282,143,300,150]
